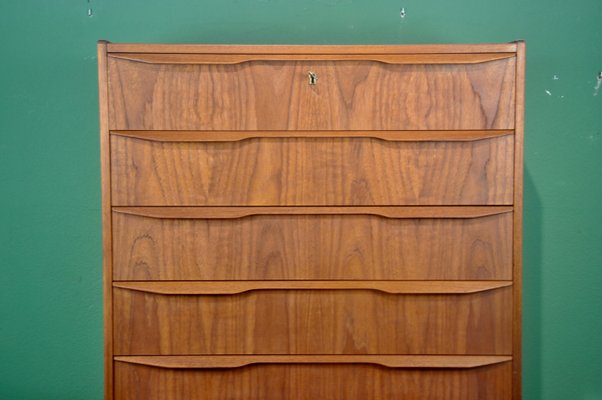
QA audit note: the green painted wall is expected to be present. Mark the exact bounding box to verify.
[1,0,600,398]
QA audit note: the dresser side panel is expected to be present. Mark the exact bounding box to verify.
[98,40,114,400]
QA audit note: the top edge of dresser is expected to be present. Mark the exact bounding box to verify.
[101,41,520,54]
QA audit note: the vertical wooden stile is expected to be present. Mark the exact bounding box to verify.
[97,40,113,400]
[513,40,526,400]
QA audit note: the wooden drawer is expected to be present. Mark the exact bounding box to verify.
[113,283,512,356]
[112,207,512,281]
[107,54,515,131]
[110,133,514,206]
[114,356,512,400]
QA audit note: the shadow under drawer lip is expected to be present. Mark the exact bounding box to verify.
[114,354,513,369]
[109,129,514,143]
[112,280,513,295]
[111,205,514,219]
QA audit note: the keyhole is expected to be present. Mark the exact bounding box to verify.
[308,71,318,85]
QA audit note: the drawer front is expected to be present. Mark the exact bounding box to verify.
[113,284,512,355]
[114,359,512,400]
[107,57,515,130]
[112,208,513,281]
[110,134,514,206]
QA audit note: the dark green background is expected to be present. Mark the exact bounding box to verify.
[1,1,601,399]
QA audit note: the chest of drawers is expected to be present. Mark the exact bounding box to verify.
[98,41,525,399]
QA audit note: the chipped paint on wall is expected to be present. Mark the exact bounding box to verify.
[594,72,602,96]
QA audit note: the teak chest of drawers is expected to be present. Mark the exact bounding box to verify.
[98,41,525,399]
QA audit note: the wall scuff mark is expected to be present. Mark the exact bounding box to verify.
[594,72,602,96]
[87,0,93,17]
[399,7,406,18]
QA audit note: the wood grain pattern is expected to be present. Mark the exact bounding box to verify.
[113,286,512,355]
[513,40,526,400]
[114,361,512,400]
[97,40,113,400]
[112,211,513,281]
[114,355,512,369]
[110,135,515,206]
[111,129,514,143]
[106,42,519,54]
[109,52,515,65]
[112,280,512,295]
[107,58,516,131]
